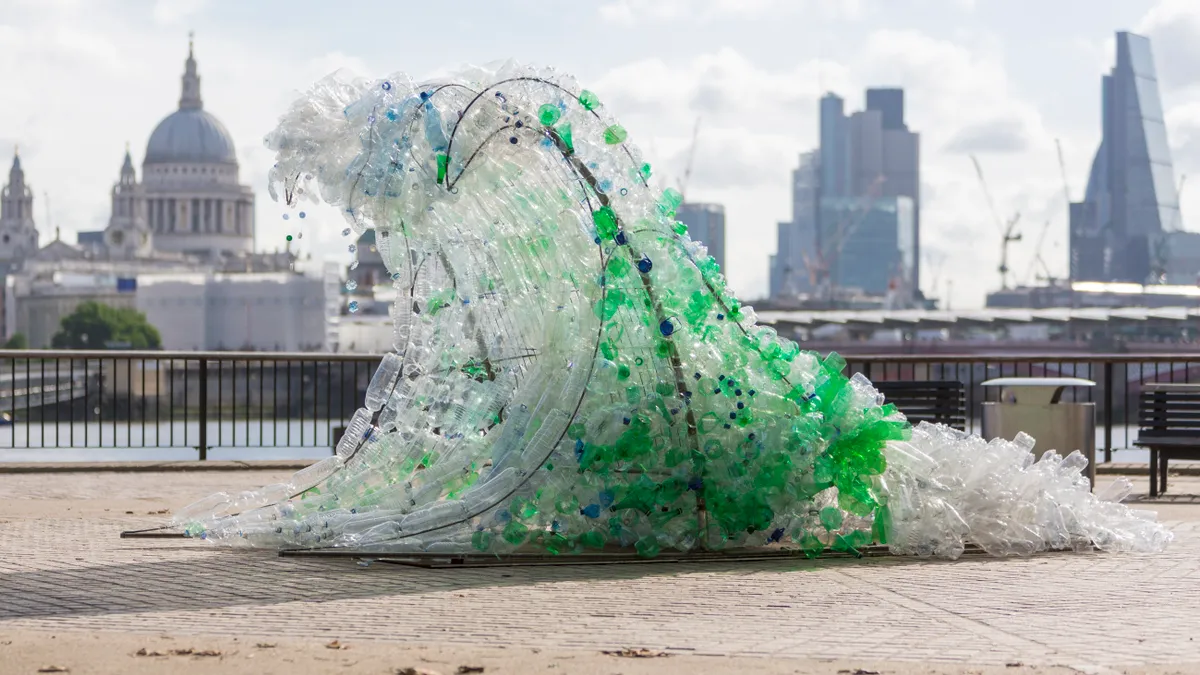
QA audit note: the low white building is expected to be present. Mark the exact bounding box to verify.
[337,314,393,354]
[137,270,333,351]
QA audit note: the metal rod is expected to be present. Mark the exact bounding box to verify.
[1104,361,1113,463]
[217,358,223,448]
[198,357,208,461]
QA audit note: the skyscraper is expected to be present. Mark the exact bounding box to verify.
[866,88,906,131]
[1070,31,1182,283]
[772,88,920,300]
[676,203,726,273]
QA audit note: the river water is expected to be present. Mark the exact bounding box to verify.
[0,420,1191,465]
[0,419,337,462]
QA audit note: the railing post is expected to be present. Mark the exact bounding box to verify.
[1103,360,1113,463]
[198,357,208,461]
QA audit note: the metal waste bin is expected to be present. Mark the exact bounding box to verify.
[981,377,1096,489]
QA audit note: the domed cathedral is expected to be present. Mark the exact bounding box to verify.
[0,148,41,272]
[2,37,334,351]
[138,35,255,259]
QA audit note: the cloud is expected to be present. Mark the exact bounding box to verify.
[1138,0,1200,91]
[597,0,864,24]
[152,0,207,25]
[580,30,1074,302]
[0,0,381,260]
[589,48,844,194]
[0,1,1144,309]
[943,117,1032,154]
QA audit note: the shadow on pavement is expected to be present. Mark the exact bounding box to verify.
[0,539,1002,621]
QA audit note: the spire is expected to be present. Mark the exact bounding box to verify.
[119,144,136,185]
[9,146,23,187]
[179,31,203,110]
[2,143,34,230]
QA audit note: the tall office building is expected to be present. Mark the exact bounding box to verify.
[1070,31,1183,284]
[771,151,819,297]
[819,196,915,296]
[866,88,906,131]
[772,89,920,300]
[676,203,726,273]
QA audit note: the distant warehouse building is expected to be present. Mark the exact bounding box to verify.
[137,268,335,352]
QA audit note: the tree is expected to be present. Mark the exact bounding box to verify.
[3,333,27,349]
[50,301,162,350]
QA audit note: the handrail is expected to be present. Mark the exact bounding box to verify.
[0,349,385,361]
[839,353,1200,363]
[0,349,1198,461]
[1,349,1200,363]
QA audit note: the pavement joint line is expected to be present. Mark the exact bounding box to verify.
[830,566,1061,657]
[3,471,1200,668]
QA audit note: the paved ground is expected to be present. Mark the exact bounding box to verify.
[2,470,1200,674]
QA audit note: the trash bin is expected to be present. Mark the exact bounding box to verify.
[981,377,1097,489]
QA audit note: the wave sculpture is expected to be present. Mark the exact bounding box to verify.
[173,63,1171,560]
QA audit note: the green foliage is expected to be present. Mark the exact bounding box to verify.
[50,301,162,350]
[3,333,27,349]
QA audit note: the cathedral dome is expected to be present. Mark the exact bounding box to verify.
[143,36,237,166]
[145,109,236,165]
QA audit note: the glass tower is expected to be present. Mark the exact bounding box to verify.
[676,203,726,273]
[1070,31,1181,283]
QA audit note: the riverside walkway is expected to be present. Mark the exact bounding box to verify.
[1,466,1199,674]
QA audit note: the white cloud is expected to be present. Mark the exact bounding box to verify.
[1138,0,1200,91]
[597,0,864,24]
[0,0,1178,311]
[580,29,1074,304]
[152,0,207,25]
[944,117,1032,154]
[0,1,378,262]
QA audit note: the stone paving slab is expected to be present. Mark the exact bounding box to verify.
[0,471,1198,672]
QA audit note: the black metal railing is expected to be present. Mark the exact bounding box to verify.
[0,350,380,460]
[1,350,1199,462]
[848,353,1200,463]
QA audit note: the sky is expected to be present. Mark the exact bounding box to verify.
[3,0,1200,308]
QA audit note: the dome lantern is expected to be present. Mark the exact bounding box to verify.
[143,36,237,166]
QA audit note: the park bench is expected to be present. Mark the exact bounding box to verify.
[1134,383,1200,497]
[873,379,967,431]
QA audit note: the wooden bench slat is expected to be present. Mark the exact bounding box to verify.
[872,380,966,431]
[1134,384,1200,496]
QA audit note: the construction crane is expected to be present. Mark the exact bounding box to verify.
[676,117,701,202]
[970,155,1022,290]
[1176,173,1188,232]
[1054,139,1072,283]
[923,249,948,304]
[998,213,1022,290]
[1022,219,1055,285]
[803,174,887,304]
[1055,139,1072,205]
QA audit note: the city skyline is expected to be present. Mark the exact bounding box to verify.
[3,0,1200,308]
[771,86,920,304]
